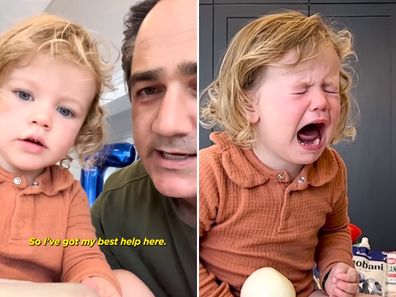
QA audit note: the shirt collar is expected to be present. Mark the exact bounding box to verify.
[0,165,75,196]
[211,132,340,188]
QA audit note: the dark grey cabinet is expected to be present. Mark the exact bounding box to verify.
[199,4,214,148]
[311,3,396,251]
[199,1,396,250]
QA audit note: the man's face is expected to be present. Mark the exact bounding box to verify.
[130,0,197,199]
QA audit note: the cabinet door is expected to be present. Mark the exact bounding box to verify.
[213,4,307,82]
[199,3,308,148]
[311,4,396,250]
[312,0,396,3]
[200,3,214,148]
[214,0,307,3]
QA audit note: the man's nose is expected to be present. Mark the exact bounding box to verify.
[152,86,196,137]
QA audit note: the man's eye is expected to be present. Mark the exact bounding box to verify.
[139,87,160,97]
[135,86,164,100]
[189,80,197,97]
[57,106,74,118]
[15,90,33,101]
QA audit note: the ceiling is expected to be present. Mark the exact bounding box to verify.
[0,0,52,33]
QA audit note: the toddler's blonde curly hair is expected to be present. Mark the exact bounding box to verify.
[0,14,112,166]
[201,11,357,147]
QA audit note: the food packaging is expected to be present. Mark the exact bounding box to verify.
[353,237,387,296]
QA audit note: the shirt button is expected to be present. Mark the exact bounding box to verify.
[297,176,306,184]
[277,173,285,181]
[13,177,22,185]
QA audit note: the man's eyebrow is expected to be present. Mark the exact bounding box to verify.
[130,62,197,86]
[178,61,197,76]
[130,68,164,86]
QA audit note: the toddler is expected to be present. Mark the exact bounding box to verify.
[200,11,360,297]
[0,14,120,297]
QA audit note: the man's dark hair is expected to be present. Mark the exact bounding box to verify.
[121,0,159,97]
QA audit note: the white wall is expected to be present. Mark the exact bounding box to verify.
[44,0,140,179]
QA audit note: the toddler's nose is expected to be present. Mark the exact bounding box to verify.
[29,110,52,130]
[310,90,329,112]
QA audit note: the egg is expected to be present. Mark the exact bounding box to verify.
[240,267,296,297]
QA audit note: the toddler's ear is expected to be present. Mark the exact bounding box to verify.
[246,91,259,124]
[248,107,259,124]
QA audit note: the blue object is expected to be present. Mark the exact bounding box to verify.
[80,142,138,206]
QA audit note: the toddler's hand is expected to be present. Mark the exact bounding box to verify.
[324,262,359,297]
[81,276,120,297]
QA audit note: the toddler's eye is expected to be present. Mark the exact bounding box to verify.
[324,90,339,94]
[57,106,74,118]
[15,90,33,101]
[292,90,307,95]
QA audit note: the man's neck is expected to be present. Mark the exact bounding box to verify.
[171,197,197,228]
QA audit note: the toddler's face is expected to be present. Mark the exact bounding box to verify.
[248,44,341,176]
[0,53,95,180]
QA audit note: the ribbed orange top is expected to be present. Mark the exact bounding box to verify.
[199,132,353,297]
[0,165,119,292]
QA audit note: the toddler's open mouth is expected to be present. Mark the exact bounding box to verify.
[23,137,45,148]
[297,123,325,146]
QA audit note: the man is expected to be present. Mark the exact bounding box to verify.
[91,0,197,296]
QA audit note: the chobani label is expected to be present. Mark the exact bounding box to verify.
[353,246,387,296]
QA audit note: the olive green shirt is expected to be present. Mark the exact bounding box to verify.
[91,160,196,297]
